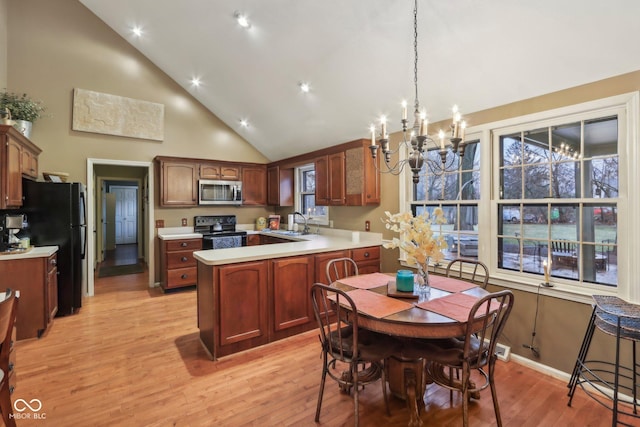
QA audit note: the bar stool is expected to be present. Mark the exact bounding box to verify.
[567,295,640,426]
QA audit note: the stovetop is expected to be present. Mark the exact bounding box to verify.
[194,215,246,236]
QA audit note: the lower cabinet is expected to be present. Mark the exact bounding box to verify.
[0,253,58,340]
[197,246,380,359]
[159,238,202,290]
[351,246,381,274]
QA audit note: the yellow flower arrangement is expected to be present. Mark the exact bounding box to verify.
[382,208,448,268]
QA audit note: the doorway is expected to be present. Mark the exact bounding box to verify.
[87,159,155,297]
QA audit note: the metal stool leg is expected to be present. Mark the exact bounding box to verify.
[568,306,597,403]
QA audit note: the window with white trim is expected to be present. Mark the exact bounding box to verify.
[295,163,329,225]
[496,114,619,287]
[412,140,481,261]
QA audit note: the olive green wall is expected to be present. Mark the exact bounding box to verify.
[0,0,7,88]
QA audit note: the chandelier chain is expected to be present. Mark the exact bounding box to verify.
[413,0,419,113]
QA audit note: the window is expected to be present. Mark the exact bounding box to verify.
[295,164,328,225]
[496,115,619,287]
[412,140,481,261]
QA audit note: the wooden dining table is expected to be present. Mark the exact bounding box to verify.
[333,272,489,426]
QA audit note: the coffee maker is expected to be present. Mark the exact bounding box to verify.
[0,214,25,252]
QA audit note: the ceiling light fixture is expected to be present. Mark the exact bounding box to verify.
[299,82,310,93]
[368,0,469,183]
[190,77,201,87]
[132,26,143,37]
[239,119,249,128]
[234,11,251,29]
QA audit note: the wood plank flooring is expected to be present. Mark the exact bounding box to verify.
[13,270,616,426]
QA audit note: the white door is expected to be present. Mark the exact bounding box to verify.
[105,193,116,250]
[112,186,138,245]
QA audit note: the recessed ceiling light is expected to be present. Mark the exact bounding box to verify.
[239,119,249,128]
[299,82,311,93]
[190,77,201,87]
[132,26,143,37]
[234,11,251,29]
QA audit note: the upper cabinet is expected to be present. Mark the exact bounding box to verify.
[0,125,42,209]
[156,158,199,207]
[345,139,380,205]
[315,152,345,206]
[200,163,240,180]
[241,165,267,206]
[267,166,293,207]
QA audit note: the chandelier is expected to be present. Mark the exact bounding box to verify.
[369,0,467,183]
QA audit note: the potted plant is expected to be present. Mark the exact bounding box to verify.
[0,89,46,138]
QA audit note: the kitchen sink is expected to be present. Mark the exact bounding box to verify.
[271,230,303,236]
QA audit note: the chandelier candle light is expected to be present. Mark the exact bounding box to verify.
[369,0,468,183]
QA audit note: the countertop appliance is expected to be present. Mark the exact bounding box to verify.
[0,214,25,252]
[198,179,242,205]
[194,215,247,249]
[21,180,86,316]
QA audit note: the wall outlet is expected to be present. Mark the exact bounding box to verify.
[181,218,188,226]
[365,220,370,232]
[155,219,165,228]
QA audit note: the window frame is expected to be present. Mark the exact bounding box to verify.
[294,163,329,226]
[397,91,640,304]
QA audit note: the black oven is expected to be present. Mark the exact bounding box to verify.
[194,215,247,250]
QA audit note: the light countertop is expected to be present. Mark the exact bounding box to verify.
[194,229,382,266]
[0,246,58,260]
[157,227,202,241]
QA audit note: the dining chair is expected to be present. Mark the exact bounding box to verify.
[326,257,359,283]
[446,258,489,289]
[419,290,514,427]
[0,289,18,427]
[310,283,400,426]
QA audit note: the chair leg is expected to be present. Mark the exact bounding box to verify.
[0,381,15,427]
[381,361,391,417]
[461,365,470,427]
[315,355,328,422]
[489,364,503,427]
[352,363,359,427]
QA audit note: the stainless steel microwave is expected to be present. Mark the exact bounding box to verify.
[198,180,242,205]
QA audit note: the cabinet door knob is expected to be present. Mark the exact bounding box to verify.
[364,252,370,258]
[181,256,188,262]
[180,242,188,247]
[181,274,188,279]
[51,259,57,266]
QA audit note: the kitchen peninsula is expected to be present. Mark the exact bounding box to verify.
[194,229,382,359]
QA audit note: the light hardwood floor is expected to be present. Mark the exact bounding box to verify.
[13,269,615,426]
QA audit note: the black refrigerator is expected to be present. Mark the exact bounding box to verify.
[21,180,86,316]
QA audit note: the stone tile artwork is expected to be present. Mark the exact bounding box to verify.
[72,88,164,141]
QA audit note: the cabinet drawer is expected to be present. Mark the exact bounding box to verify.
[166,267,197,288]
[166,251,197,268]
[351,246,380,263]
[165,239,202,251]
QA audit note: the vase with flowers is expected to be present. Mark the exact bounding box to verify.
[383,208,448,293]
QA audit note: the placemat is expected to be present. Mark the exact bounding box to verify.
[429,275,476,293]
[329,289,414,318]
[416,293,482,322]
[337,272,392,290]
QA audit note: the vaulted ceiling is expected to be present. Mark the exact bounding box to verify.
[79,0,640,161]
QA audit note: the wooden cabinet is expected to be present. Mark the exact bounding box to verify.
[314,250,349,284]
[198,260,269,359]
[345,139,380,205]
[241,165,267,206]
[159,238,202,290]
[270,255,314,341]
[0,125,41,209]
[315,152,345,206]
[156,158,198,207]
[0,252,57,340]
[200,163,240,180]
[246,234,261,246]
[267,166,293,206]
[351,246,381,274]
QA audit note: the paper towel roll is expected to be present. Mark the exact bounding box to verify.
[351,231,360,243]
[287,214,294,231]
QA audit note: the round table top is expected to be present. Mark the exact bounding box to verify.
[333,272,489,339]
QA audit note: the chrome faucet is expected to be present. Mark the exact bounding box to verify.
[293,211,310,234]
